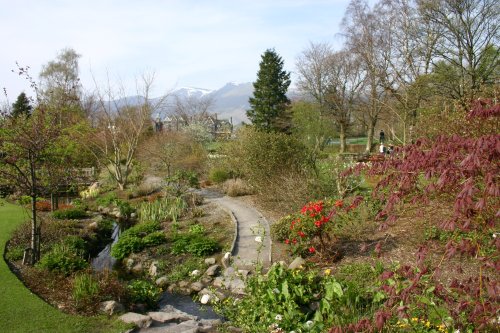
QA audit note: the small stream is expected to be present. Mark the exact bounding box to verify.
[91,222,121,271]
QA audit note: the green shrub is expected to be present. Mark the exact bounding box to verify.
[5,245,25,261]
[111,234,143,260]
[38,242,88,275]
[188,224,205,235]
[271,214,297,242]
[142,231,167,247]
[171,234,219,257]
[209,168,230,184]
[52,207,87,220]
[111,222,163,260]
[95,192,117,207]
[73,273,100,309]
[126,279,162,308]
[114,199,135,218]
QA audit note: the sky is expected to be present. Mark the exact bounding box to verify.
[0,0,353,100]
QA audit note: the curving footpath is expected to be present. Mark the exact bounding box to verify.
[198,189,272,270]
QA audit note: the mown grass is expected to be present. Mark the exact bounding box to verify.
[0,200,130,333]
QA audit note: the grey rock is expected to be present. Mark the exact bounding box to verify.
[119,312,152,328]
[288,257,306,270]
[223,267,235,277]
[132,262,143,274]
[200,276,213,285]
[205,264,220,277]
[204,257,216,265]
[88,221,98,230]
[178,280,190,288]
[99,300,124,315]
[149,261,159,277]
[212,276,224,288]
[237,269,250,279]
[221,252,231,268]
[156,276,168,287]
[190,281,204,292]
[148,311,196,323]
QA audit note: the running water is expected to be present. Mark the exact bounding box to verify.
[91,222,120,271]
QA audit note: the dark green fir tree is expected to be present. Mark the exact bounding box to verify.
[247,49,291,133]
[11,92,32,118]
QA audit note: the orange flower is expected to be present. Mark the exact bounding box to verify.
[309,247,316,253]
[335,200,344,207]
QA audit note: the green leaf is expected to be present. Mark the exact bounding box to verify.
[325,280,343,300]
[281,280,290,298]
[373,291,386,303]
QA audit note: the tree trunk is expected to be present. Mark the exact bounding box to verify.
[29,150,39,265]
[339,123,347,154]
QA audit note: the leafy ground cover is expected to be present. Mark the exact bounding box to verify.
[0,200,129,333]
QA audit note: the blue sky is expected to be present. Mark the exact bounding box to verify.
[0,0,353,99]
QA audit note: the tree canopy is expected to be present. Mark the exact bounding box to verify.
[247,49,291,133]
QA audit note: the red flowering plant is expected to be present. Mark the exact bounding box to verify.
[276,196,364,257]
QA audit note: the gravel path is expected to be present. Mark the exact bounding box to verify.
[198,188,272,270]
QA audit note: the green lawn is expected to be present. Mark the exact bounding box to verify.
[0,200,129,333]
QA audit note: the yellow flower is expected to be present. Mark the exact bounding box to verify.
[324,268,331,276]
[411,317,418,322]
[425,321,430,328]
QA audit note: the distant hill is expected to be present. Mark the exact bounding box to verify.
[116,82,301,125]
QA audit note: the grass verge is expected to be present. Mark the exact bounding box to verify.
[0,200,130,333]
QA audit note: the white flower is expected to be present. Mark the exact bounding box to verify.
[275,314,283,321]
[200,294,211,304]
[255,236,263,243]
[191,270,200,276]
[289,331,296,333]
[305,320,313,327]
[493,232,498,238]
[272,288,280,294]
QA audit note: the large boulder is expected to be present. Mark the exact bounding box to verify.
[119,312,152,328]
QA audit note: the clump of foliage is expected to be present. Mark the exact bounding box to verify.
[111,222,164,260]
[171,233,219,257]
[126,279,162,309]
[95,192,118,207]
[166,258,205,283]
[215,264,381,332]
[208,168,230,184]
[272,196,365,257]
[52,207,87,220]
[138,196,187,224]
[73,272,100,310]
[38,236,89,275]
[336,100,500,331]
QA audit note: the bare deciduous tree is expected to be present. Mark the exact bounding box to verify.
[88,73,164,190]
[418,0,499,104]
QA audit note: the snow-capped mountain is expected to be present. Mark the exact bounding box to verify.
[147,82,253,125]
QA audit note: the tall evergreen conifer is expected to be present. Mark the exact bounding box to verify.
[11,92,32,118]
[247,49,291,133]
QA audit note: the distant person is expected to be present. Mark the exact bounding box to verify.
[379,143,385,154]
[387,145,394,154]
[379,130,385,143]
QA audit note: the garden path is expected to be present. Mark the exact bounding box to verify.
[198,188,272,270]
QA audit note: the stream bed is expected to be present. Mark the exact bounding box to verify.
[90,219,222,320]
